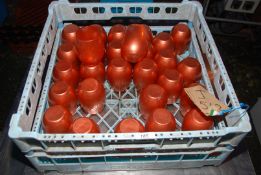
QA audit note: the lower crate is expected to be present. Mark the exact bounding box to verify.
[26,146,233,172]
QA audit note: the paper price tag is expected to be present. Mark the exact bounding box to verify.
[184,85,229,116]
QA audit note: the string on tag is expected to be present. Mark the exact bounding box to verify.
[210,102,249,116]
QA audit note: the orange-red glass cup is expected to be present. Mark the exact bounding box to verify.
[71,117,100,133]
[76,25,102,41]
[106,40,122,62]
[121,26,149,63]
[153,32,174,53]
[177,57,202,86]
[115,117,145,133]
[62,24,79,44]
[154,49,177,74]
[76,26,105,65]
[48,81,77,114]
[171,23,191,55]
[133,58,158,91]
[43,105,72,133]
[128,24,153,42]
[145,108,176,132]
[107,57,132,92]
[57,42,79,68]
[145,44,155,60]
[157,69,183,104]
[182,108,214,131]
[53,60,79,88]
[89,24,107,44]
[108,24,126,42]
[139,84,168,120]
[77,78,105,114]
[79,62,105,83]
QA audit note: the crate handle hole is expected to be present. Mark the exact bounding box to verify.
[243,1,255,11]
[165,7,178,14]
[203,32,206,42]
[198,22,202,30]
[226,95,232,107]
[147,7,160,14]
[26,106,30,116]
[111,7,123,13]
[32,79,36,94]
[231,0,242,9]
[129,7,142,14]
[92,7,105,14]
[81,8,87,14]
[27,99,31,108]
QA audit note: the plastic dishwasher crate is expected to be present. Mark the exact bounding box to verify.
[8,0,251,172]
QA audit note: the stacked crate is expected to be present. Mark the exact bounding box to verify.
[8,0,251,173]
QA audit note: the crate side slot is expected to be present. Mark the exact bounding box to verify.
[53,2,195,21]
[32,28,62,133]
[9,14,56,133]
[192,8,251,129]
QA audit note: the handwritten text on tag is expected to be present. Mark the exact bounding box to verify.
[184,85,228,116]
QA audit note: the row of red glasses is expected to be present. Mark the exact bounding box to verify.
[43,104,213,133]
[43,23,214,134]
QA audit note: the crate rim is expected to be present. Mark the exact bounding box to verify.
[26,145,233,158]
[47,0,204,15]
[9,112,250,141]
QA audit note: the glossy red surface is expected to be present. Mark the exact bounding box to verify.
[115,117,145,133]
[145,108,176,132]
[154,49,177,74]
[71,117,100,133]
[108,24,126,42]
[89,24,107,44]
[139,84,168,120]
[107,57,132,92]
[157,69,183,104]
[177,57,202,86]
[76,26,105,65]
[77,78,105,114]
[153,32,174,53]
[145,44,156,60]
[43,105,72,133]
[106,40,122,62]
[133,58,158,91]
[62,24,79,44]
[182,108,214,131]
[121,26,149,63]
[128,24,153,42]
[79,62,105,83]
[171,23,191,55]
[57,42,79,67]
[53,60,79,88]
[76,26,100,41]
[48,81,77,114]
